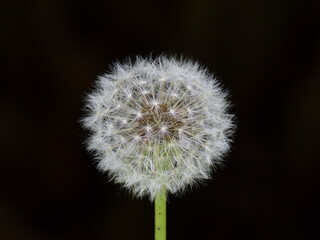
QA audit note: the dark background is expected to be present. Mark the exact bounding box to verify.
[1,0,320,239]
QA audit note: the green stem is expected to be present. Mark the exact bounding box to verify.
[155,186,166,240]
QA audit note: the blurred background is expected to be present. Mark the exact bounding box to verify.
[1,0,320,239]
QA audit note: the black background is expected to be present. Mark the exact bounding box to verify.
[1,0,320,239]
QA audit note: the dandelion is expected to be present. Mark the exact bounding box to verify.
[82,55,235,240]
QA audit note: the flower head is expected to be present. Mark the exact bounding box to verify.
[82,56,235,200]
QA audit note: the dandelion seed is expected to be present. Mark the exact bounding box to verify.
[161,126,167,132]
[135,135,141,141]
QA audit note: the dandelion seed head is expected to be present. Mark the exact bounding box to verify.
[82,56,235,200]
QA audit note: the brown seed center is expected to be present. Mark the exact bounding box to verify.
[136,103,184,141]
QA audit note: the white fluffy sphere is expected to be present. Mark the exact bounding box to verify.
[82,56,235,200]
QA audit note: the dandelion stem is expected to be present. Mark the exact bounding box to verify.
[155,186,166,240]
